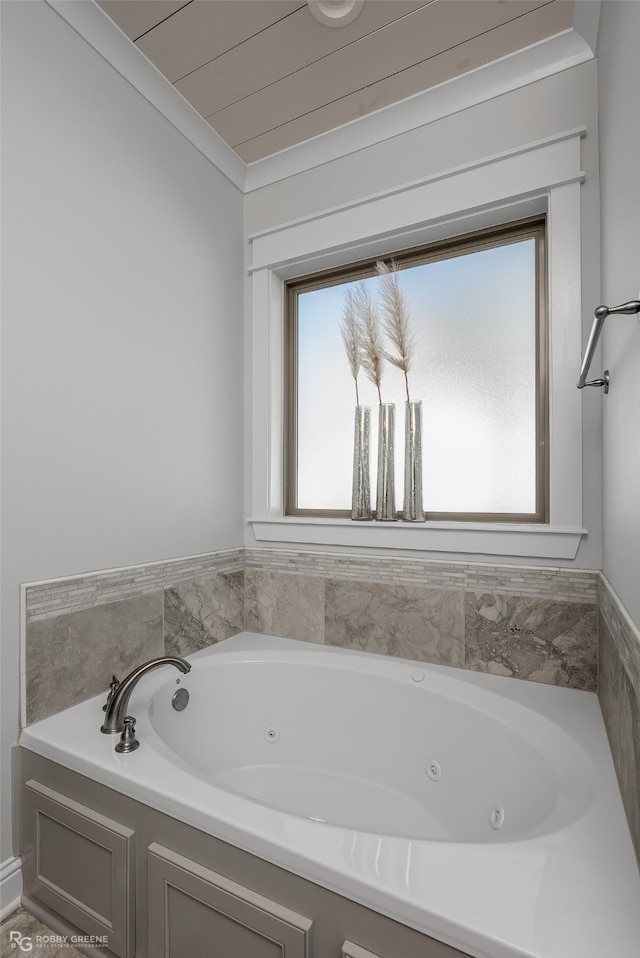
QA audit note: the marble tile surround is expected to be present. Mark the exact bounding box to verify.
[23,552,245,725]
[325,578,465,666]
[25,593,164,725]
[597,576,640,865]
[246,567,597,688]
[245,568,325,643]
[465,593,597,687]
[164,571,244,657]
[23,547,601,727]
[244,550,598,686]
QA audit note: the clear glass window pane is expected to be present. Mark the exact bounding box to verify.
[292,228,542,517]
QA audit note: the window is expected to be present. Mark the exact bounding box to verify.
[285,219,547,521]
[249,128,584,558]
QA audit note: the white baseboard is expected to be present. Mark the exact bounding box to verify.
[0,856,22,919]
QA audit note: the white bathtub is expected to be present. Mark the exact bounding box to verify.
[21,633,640,958]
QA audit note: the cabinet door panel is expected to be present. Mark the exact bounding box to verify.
[148,843,312,958]
[24,780,135,958]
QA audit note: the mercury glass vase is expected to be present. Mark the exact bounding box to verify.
[376,403,396,521]
[351,405,372,520]
[403,400,425,521]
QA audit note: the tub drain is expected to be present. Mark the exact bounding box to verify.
[264,727,280,743]
[490,804,505,830]
[426,760,441,781]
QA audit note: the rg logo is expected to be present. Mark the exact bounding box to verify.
[9,931,33,952]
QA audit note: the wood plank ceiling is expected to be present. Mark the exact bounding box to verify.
[97,0,574,163]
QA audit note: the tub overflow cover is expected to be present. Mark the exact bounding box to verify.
[172,688,190,711]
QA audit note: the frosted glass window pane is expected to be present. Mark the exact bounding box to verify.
[294,234,540,516]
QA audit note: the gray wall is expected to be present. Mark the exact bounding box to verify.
[596,0,640,867]
[598,0,640,629]
[0,0,244,871]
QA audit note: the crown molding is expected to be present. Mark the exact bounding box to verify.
[44,0,599,197]
[244,13,599,192]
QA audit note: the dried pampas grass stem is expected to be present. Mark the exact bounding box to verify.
[340,287,361,406]
[376,260,416,402]
[354,281,385,405]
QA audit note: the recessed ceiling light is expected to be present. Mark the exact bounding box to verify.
[307,0,365,28]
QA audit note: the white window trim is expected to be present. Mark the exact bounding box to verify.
[248,129,586,559]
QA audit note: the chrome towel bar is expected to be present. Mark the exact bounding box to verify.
[577,300,640,393]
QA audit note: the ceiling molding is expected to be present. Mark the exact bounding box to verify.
[44,0,599,196]
[244,18,599,191]
[572,0,601,54]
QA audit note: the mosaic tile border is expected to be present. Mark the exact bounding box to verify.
[598,573,640,690]
[244,548,598,603]
[24,549,244,622]
[23,546,599,625]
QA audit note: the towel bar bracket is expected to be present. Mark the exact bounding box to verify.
[580,370,610,394]
[577,300,640,392]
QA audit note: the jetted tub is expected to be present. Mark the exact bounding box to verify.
[20,632,640,958]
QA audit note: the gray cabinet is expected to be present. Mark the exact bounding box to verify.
[148,843,311,957]
[19,750,470,958]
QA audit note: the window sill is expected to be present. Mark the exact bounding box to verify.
[249,517,585,559]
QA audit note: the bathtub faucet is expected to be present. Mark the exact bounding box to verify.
[100,656,191,735]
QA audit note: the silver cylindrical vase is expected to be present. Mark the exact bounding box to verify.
[403,400,425,521]
[376,403,396,521]
[351,405,372,520]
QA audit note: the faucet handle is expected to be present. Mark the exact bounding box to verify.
[115,716,139,753]
[102,675,120,712]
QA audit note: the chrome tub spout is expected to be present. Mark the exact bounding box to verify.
[100,656,191,734]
